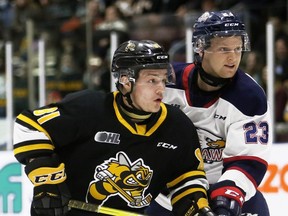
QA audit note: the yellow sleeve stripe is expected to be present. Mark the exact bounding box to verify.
[37,111,60,124]
[14,143,55,155]
[17,114,52,140]
[167,170,206,188]
[171,188,207,205]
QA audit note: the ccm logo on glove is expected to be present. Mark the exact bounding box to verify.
[210,186,244,206]
[28,163,67,186]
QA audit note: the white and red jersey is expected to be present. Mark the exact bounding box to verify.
[163,62,272,201]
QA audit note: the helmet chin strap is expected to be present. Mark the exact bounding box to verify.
[195,54,231,88]
[123,93,137,110]
[198,66,231,87]
[116,81,152,122]
[116,81,138,110]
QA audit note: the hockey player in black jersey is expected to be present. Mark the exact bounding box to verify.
[13,40,216,216]
[148,10,272,216]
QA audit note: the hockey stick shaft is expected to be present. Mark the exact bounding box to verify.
[105,177,152,206]
[68,199,146,216]
[106,177,134,202]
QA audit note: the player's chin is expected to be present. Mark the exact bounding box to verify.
[223,69,237,78]
[148,103,162,113]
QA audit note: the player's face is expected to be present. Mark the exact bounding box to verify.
[130,69,167,113]
[201,36,243,78]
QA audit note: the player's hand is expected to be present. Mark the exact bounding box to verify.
[25,155,71,216]
[172,196,216,216]
[210,196,241,216]
[96,167,113,180]
[209,181,244,216]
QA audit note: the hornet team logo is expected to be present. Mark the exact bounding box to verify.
[125,42,136,52]
[86,152,153,208]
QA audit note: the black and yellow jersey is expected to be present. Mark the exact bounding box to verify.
[13,89,208,215]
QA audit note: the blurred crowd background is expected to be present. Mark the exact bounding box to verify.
[1,0,288,145]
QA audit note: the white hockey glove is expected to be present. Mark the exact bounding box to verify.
[95,167,114,180]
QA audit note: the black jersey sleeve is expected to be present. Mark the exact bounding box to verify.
[164,105,210,214]
[13,89,107,164]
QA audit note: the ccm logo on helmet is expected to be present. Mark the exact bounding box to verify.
[157,55,168,59]
[225,23,239,26]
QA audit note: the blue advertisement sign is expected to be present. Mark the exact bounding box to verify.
[0,151,31,215]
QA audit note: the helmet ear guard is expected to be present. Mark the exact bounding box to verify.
[113,68,135,85]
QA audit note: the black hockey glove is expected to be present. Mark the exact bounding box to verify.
[172,194,216,216]
[210,196,241,216]
[198,206,217,216]
[25,155,71,216]
[209,181,244,216]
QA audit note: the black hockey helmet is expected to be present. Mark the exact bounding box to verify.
[111,40,174,84]
[192,10,250,53]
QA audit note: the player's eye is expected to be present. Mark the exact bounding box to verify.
[218,47,230,53]
[148,79,156,84]
[234,47,243,53]
[218,47,243,54]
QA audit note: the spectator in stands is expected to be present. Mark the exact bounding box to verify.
[241,51,265,87]
[0,0,14,40]
[93,4,129,58]
[83,55,110,92]
[275,36,288,82]
[60,0,105,33]
[10,0,43,55]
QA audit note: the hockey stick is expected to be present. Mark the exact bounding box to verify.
[105,177,152,206]
[68,199,146,216]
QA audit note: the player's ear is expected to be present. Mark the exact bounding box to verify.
[199,50,204,58]
[119,75,132,93]
[119,75,129,84]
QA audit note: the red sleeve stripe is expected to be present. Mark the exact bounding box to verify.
[223,156,268,167]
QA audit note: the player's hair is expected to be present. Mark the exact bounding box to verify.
[192,10,250,54]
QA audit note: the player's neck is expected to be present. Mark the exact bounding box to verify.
[197,76,222,92]
[119,97,152,123]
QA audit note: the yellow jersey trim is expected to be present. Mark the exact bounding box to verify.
[112,91,167,136]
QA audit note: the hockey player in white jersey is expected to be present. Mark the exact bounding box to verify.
[146,10,272,216]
